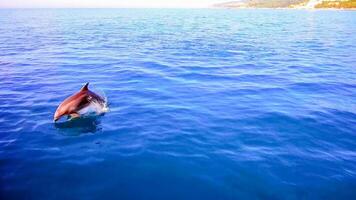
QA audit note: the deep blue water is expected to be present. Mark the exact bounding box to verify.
[0,8,355,200]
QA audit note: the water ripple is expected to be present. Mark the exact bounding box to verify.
[0,8,355,200]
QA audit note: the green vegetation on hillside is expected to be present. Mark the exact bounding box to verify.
[315,0,356,9]
[215,0,356,9]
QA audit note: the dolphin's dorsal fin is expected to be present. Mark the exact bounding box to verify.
[80,82,89,91]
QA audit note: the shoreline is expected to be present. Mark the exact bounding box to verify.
[0,7,355,11]
[212,6,356,11]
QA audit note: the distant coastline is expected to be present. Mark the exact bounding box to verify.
[214,0,356,10]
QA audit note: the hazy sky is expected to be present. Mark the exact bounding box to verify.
[0,0,230,8]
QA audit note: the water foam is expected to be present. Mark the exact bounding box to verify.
[78,96,109,117]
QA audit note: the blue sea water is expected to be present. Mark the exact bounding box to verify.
[0,8,355,199]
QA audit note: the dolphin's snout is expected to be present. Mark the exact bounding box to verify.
[53,110,61,122]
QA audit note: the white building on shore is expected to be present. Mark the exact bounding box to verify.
[305,0,323,9]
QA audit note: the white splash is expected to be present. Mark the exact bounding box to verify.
[78,98,109,116]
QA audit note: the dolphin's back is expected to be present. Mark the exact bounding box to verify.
[57,92,88,114]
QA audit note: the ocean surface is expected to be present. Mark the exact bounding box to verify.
[0,8,355,200]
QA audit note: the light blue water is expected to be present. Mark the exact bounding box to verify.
[0,9,355,200]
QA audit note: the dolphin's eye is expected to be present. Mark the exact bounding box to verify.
[87,96,92,101]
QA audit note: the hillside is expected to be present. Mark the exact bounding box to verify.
[215,0,306,8]
[214,0,356,9]
[315,0,356,8]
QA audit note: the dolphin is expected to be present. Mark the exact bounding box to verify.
[54,83,106,122]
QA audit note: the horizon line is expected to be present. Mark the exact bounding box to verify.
[0,6,217,9]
